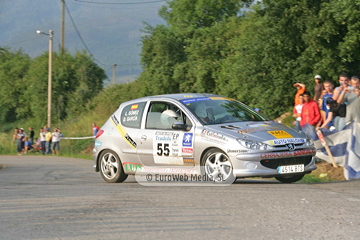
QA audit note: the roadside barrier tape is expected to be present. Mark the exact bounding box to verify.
[61,136,95,140]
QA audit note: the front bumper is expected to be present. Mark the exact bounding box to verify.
[231,149,317,178]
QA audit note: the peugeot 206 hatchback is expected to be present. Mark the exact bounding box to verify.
[93,93,316,183]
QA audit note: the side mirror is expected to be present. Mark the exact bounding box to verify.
[172,122,187,131]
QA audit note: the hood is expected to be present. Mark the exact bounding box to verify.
[205,121,307,142]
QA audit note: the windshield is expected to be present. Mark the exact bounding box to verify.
[180,97,268,125]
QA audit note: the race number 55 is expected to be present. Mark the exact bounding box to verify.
[157,143,170,156]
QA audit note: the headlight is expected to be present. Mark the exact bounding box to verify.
[237,139,274,151]
[298,130,314,147]
[305,136,314,146]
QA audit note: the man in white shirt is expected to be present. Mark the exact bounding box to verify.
[51,128,62,155]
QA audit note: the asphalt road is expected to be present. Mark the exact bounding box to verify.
[0,155,359,240]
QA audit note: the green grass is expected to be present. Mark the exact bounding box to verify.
[298,173,338,183]
[298,174,324,183]
[0,133,17,155]
[280,113,297,128]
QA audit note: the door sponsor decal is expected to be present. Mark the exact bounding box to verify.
[111,114,137,149]
[182,133,193,147]
[153,131,193,164]
[183,158,195,166]
[182,148,194,154]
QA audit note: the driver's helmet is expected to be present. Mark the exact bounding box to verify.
[161,109,180,127]
[195,102,214,122]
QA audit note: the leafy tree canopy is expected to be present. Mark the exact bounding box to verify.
[138,0,360,118]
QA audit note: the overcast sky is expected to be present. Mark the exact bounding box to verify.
[1,0,166,80]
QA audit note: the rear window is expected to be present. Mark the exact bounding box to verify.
[121,102,146,128]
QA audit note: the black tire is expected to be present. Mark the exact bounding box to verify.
[275,174,305,183]
[99,150,128,183]
[201,148,235,183]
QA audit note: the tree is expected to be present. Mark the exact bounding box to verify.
[24,50,106,124]
[137,0,360,118]
[137,24,186,96]
[0,47,30,123]
[159,0,252,29]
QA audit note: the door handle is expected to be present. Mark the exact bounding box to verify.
[140,135,147,141]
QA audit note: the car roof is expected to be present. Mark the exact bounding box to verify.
[122,93,225,104]
[153,93,222,101]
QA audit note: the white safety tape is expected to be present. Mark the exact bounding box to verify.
[61,136,95,140]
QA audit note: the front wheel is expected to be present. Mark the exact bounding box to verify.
[99,150,128,183]
[275,174,305,183]
[201,148,235,183]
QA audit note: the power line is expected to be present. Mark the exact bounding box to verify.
[71,1,163,9]
[116,63,141,66]
[6,36,44,47]
[65,1,107,67]
[74,0,166,5]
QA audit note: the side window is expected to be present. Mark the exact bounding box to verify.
[146,102,188,130]
[121,102,146,128]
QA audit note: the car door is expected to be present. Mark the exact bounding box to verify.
[114,101,146,164]
[136,100,195,167]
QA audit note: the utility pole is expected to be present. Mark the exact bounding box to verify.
[48,30,53,128]
[36,30,54,128]
[112,64,117,85]
[60,0,65,53]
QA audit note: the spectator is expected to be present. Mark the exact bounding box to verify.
[337,76,360,125]
[300,91,321,129]
[45,128,52,154]
[51,128,62,155]
[313,75,324,103]
[12,127,18,143]
[293,94,304,130]
[92,123,100,136]
[293,82,306,106]
[349,76,360,90]
[319,80,335,129]
[332,73,350,101]
[28,127,35,144]
[23,136,33,154]
[16,128,25,155]
[33,137,42,152]
[39,128,46,155]
[317,98,346,131]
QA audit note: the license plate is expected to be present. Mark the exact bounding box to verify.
[277,164,304,174]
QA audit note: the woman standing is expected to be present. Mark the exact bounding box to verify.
[16,128,25,155]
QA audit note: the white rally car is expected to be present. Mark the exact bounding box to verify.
[93,93,316,183]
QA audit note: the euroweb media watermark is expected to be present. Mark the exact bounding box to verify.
[130,164,236,186]
[145,172,218,182]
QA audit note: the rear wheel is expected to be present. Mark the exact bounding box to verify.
[275,174,305,183]
[201,148,234,182]
[99,150,128,183]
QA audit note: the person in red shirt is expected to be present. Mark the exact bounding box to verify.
[300,91,321,128]
[92,123,100,136]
